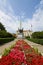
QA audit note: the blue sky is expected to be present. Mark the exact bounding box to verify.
[0,0,43,33]
[10,0,40,18]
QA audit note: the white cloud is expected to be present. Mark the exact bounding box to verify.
[32,0,43,31]
[0,0,20,33]
[0,10,20,33]
[26,0,43,32]
[0,0,43,33]
[20,0,43,32]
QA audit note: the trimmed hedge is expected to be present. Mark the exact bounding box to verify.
[26,37,43,45]
[32,31,43,39]
[0,31,13,38]
[25,36,30,38]
[0,38,14,45]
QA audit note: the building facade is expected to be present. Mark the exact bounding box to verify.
[16,30,33,38]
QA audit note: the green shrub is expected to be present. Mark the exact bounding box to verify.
[3,43,16,56]
[0,38,14,45]
[25,36,30,38]
[33,47,38,53]
[3,48,11,56]
[26,37,43,45]
[32,31,43,39]
[0,30,14,38]
[0,22,6,31]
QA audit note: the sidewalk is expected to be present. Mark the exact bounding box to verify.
[0,39,18,54]
[0,39,43,55]
[24,39,43,55]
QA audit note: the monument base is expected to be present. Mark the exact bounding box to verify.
[17,29,24,39]
[17,33,24,39]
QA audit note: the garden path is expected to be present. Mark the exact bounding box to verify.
[0,39,43,55]
[0,39,18,54]
[24,39,43,55]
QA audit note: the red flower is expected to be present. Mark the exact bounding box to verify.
[0,40,43,65]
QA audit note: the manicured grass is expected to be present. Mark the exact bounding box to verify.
[26,37,43,45]
[0,37,15,45]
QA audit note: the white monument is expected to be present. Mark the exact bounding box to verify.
[17,21,24,39]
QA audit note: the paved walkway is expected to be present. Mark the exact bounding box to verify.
[0,39,43,55]
[0,39,18,54]
[24,39,43,55]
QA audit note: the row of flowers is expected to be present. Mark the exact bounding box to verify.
[0,40,43,65]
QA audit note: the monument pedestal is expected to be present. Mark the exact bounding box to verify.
[17,33,24,39]
[17,29,24,39]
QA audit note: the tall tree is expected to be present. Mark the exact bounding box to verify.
[0,22,6,31]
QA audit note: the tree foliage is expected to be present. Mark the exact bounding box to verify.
[32,31,43,39]
[0,30,13,38]
[0,22,6,31]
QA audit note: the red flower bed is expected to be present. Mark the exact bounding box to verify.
[0,40,43,65]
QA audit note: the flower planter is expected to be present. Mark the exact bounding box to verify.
[0,40,43,65]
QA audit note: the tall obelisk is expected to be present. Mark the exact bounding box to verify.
[17,16,24,39]
[20,21,22,29]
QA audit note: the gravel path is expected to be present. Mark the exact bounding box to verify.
[0,39,18,54]
[24,39,43,55]
[0,39,43,55]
